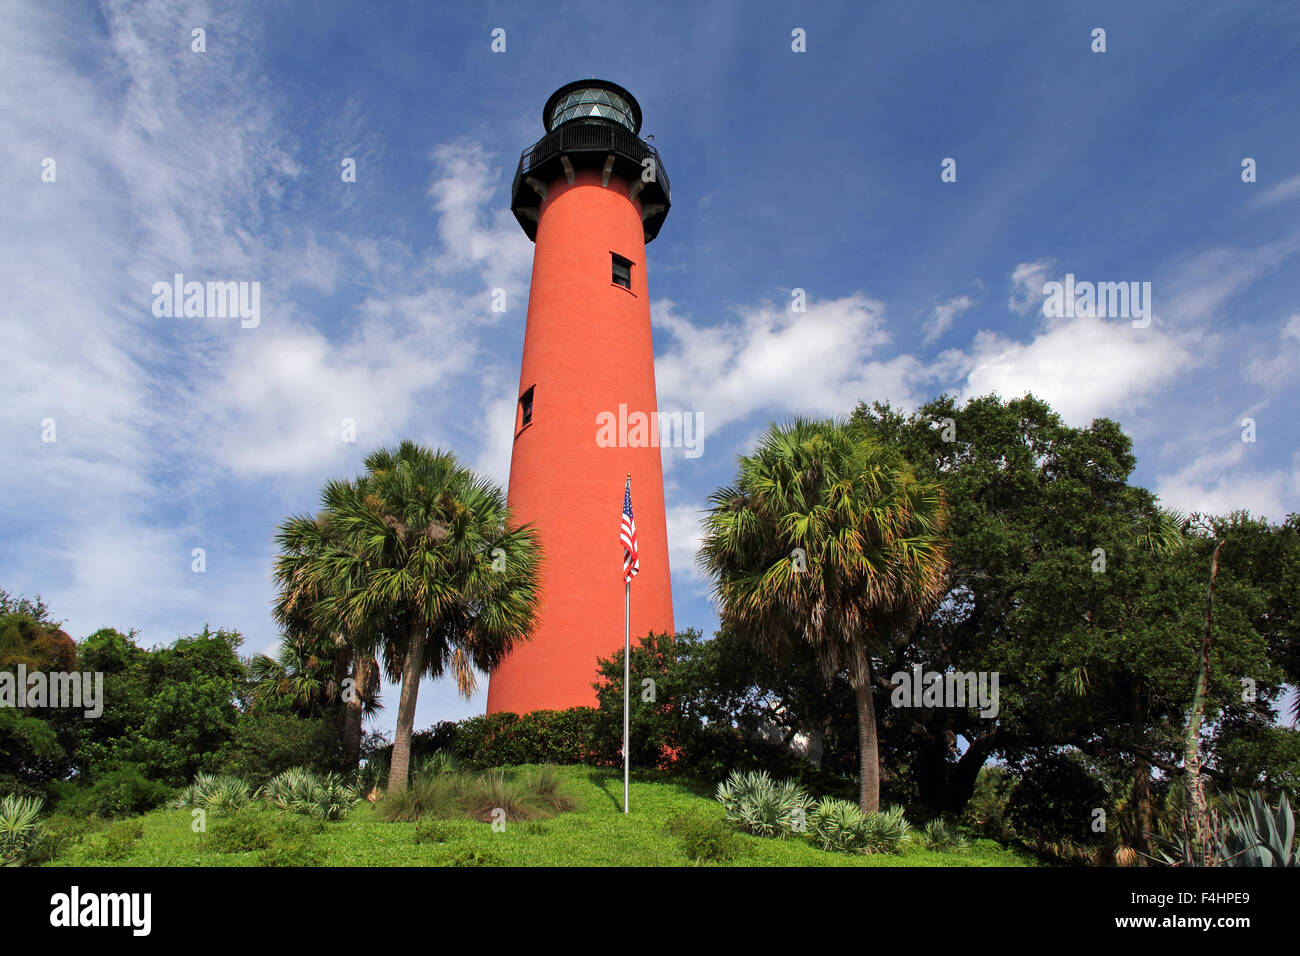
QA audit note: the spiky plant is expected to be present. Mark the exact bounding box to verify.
[921,818,970,853]
[715,769,813,839]
[1149,791,1297,867]
[1219,791,1297,867]
[0,794,45,866]
[861,804,912,853]
[413,750,459,779]
[809,798,869,852]
[176,773,255,815]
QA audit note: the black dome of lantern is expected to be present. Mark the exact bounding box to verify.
[511,79,670,243]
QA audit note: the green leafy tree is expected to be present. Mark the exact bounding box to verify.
[851,396,1291,849]
[72,626,245,787]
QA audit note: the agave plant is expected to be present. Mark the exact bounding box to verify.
[0,794,45,866]
[1219,791,1297,867]
[715,770,814,839]
[1149,790,1297,867]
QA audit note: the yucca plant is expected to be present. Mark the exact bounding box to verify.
[0,794,45,866]
[715,770,813,839]
[309,773,360,821]
[808,797,911,853]
[809,798,868,852]
[861,804,911,853]
[260,767,359,820]
[175,773,255,815]
[260,767,317,812]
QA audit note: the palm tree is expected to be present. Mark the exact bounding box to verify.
[273,512,382,767]
[301,441,542,793]
[699,419,949,812]
[248,630,335,717]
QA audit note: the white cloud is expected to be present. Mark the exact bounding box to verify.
[960,316,1199,425]
[1155,443,1298,522]
[923,294,974,344]
[1008,260,1053,314]
[652,293,941,445]
[0,1,532,656]
[1244,314,1300,387]
[1252,173,1300,207]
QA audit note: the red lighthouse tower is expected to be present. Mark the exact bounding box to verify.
[486,80,675,715]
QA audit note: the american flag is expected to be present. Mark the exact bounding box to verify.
[621,476,639,584]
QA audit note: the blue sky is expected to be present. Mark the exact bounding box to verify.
[3,1,1299,737]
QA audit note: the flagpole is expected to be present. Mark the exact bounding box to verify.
[623,576,630,814]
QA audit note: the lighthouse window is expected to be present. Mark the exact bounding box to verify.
[518,386,535,430]
[611,253,632,290]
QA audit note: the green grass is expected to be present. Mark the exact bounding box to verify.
[44,765,1036,867]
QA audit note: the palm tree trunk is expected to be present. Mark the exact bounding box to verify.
[387,619,426,794]
[853,661,881,813]
[341,654,371,770]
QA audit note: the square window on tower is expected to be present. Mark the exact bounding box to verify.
[611,253,633,290]
[518,386,535,432]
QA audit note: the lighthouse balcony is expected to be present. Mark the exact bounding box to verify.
[510,121,671,242]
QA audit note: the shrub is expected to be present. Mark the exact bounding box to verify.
[56,764,172,818]
[1152,790,1299,868]
[29,813,98,863]
[413,750,459,777]
[809,798,911,854]
[1006,752,1109,847]
[861,805,911,853]
[0,793,46,865]
[715,769,814,839]
[260,767,358,820]
[921,818,971,853]
[377,764,579,824]
[207,809,325,866]
[413,820,457,845]
[464,768,532,823]
[809,798,867,852]
[519,764,579,815]
[175,773,256,815]
[83,819,144,862]
[450,709,601,767]
[260,834,324,867]
[216,714,340,782]
[666,812,742,863]
[962,764,1013,840]
[378,774,462,822]
[207,809,278,853]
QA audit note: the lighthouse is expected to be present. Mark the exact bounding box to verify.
[486,80,675,715]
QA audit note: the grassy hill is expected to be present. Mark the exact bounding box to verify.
[46,765,1036,867]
